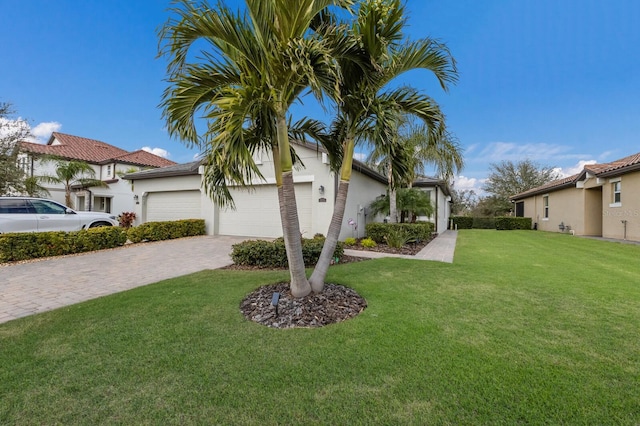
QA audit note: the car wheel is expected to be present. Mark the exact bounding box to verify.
[89,222,113,228]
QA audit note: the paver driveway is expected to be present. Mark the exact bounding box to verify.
[0,235,247,324]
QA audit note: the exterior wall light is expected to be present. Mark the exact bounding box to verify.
[319,185,325,195]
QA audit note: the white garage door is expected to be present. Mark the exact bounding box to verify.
[146,191,201,222]
[219,183,312,238]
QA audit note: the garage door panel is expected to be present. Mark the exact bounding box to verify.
[219,184,312,238]
[146,191,201,222]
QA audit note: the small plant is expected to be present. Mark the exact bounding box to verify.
[313,233,325,239]
[360,238,377,248]
[384,228,414,248]
[118,212,136,228]
[344,237,357,246]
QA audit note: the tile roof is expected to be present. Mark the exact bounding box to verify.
[19,132,175,168]
[584,152,640,176]
[511,174,580,200]
[511,150,640,200]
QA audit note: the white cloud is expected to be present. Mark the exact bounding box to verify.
[142,146,170,158]
[557,159,597,177]
[472,141,586,164]
[29,121,61,143]
[453,175,486,194]
[353,152,367,162]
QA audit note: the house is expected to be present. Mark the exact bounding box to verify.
[18,132,175,214]
[128,142,443,239]
[510,151,640,242]
[413,176,453,233]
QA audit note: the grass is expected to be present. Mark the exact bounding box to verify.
[1,230,639,424]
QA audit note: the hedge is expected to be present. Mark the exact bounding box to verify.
[365,222,435,244]
[231,237,344,268]
[0,227,127,263]
[495,217,532,230]
[449,216,532,230]
[127,219,206,243]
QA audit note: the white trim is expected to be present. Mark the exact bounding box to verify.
[609,177,621,183]
[609,202,622,208]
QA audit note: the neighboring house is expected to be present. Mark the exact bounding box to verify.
[510,151,640,242]
[413,176,453,233]
[124,142,396,240]
[18,132,175,214]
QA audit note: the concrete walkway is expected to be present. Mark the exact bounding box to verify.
[0,235,246,325]
[344,230,458,263]
[0,231,458,325]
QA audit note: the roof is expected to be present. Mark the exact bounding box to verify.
[19,132,175,168]
[413,176,451,197]
[511,150,640,200]
[123,160,203,180]
[124,142,389,184]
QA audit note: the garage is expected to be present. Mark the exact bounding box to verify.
[218,183,312,238]
[146,190,201,222]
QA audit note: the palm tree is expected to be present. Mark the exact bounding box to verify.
[366,115,463,223]
[308,0,458,292]
[158,0,347,297]
[23,175,50,198]
[368,187,433,222]
[41,159,107,208]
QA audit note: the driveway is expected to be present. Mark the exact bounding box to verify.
[0,235,247,325]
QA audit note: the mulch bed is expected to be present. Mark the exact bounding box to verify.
[240,282,367,329]
[236,235,438,328]
[344,234,436,256]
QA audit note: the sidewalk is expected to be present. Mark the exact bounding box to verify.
[343,230,458,263]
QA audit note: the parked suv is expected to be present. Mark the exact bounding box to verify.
[0,197,119,234]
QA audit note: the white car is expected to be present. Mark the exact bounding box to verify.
[0,197,119,234]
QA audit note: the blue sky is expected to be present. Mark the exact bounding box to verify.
[2,0,639,194]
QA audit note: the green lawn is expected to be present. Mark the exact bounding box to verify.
[1,230,639,425]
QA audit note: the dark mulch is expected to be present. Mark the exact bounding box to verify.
[345,234,437,255]
[240,282,367,328]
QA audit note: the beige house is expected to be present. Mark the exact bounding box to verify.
[511,152,640,242]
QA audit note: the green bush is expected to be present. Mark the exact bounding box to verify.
[360,238,377,248]
[450,216,473,229]
[495,217,533,230]
[0,227,127,263]
[343,237,357,246]
[473,217,495,229]
[127,219,206,243]
[231,237,344,268]
[365,222,434,244]
[384,227,414,248]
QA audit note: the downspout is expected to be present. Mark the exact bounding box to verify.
[435,186,439,233]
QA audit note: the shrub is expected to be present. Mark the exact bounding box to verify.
[118,212,136,228]
[473,217,495,229]
[365,222,434,244]
[127,219,205,243]
[231,237,344,268]
[450,216,473,229]
[384,227,414,248]
[360,238,377,248]
[344,237,357,246]
[0,227,127,263]
[495,216,532,230]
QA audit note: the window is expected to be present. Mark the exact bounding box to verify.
[106,165,112,178]
[612,181,621,205]
[543,195,549,219]
[30,199,67,214]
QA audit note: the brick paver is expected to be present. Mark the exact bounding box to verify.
[0,235,246,324]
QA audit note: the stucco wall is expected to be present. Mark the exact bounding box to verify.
[523,187,585,234]
[601,171,640,241]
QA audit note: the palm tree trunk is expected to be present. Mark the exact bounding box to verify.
[275,113,311,298]
[309,179,349,293]
[388,166,397,223]
[309,136,355,293]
